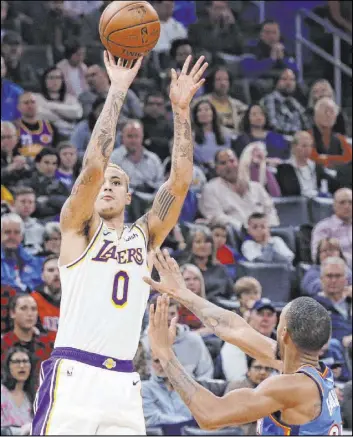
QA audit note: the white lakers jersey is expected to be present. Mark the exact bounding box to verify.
[55,221,150,360]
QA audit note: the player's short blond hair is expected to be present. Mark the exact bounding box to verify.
[107,163,130,191]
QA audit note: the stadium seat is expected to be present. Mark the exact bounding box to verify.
[296,262,313,295]
[237,261,292,303]
[213,296,239,311]
[22,45,54,77]
[270,226,297,254]
[181,426,244,435]
[146,427,164,436]
[85,44,104,66]
[273,197,310,227]
[309,197,334,224]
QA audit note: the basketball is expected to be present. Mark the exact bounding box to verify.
[99,1,161,60]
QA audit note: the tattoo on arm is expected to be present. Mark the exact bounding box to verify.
[153,187,176,221]
[83,90,125,169]
[164,356,199,406]
[171,111,193,180]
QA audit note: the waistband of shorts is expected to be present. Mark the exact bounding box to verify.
[51,347,134,373]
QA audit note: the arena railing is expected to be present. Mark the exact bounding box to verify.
[295,8,352,107]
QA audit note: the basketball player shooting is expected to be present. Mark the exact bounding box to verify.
[146,250,343,436]
[30,52,208,436]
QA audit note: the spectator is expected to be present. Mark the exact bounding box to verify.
[80,1,114,45]
[232,104,290,160]
[302,237,352,297]
[152,1,187,53]
[233,277,262,320]
[63,1,102,18]
[221,298,277,381]
[56,39,89,98]
[225,357,275,435]
[1,213,42,292]
[71,96,120,157]
[188,0,243,56]
[1,121,31,190]
[200,149,280,231]
[1,346,34,428]
[141,351,193,427]
[210,221,243,280]
[315,257,352,346]
[177,226,233,303]
[142,91,173,162]
[319,338,350,382]
[276,131,339,198]
[241,212,294,264]
[27,1,81,62]
[306,79,347,135]
[170,38,193,71]
[192,99,232,168]
[308,97,352,168]
[237,142,282,197]
[241,20,298,79]
[36,222,61,260]
[177,264,211,335]
[17,92,59,158]
[79,63,143,122]
[1,0,26,41]
[35,66,83,138]
[1,294,53,382]
[194,67,247,134]
[261,68,310,135]
[1,31,38,90]
[31,255,60,340]
[110,120,164,197]
[13,186,44,256]
[22,148,70,220]
[142,296,214,379]
[1,55,23,122]
[55,142,78,190]
[311,188,352,268]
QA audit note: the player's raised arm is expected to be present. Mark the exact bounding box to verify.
[60,52,143,234]
[144,249,281,371]
[148,295,303,431]
[137,56,208,249]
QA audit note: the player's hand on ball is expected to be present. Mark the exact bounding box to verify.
[103,50,143,89]
[148,294,176,358]
[169,55,208,110]
[143,248,186,297]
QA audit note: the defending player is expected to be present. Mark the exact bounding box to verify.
[30,52,207,435]
[146,250,343,435]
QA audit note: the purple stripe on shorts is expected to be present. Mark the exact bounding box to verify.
[51,347,134,373]
[31,357,61,436]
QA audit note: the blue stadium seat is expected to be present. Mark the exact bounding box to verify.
[270,226,297,254]
[273,197,310,227]
[309,197,334,224]
[146,427,164,436]
[182,426,244,436]
[237,261,292,303]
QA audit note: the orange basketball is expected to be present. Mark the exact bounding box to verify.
[99,1,161,60]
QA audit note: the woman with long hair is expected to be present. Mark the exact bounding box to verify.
[301,237,352,297]
[306,79,347,135]
[177,227,233,303]
[35,66,83,138]
[177,264,212,336]
[237,141,281,197]
[192,99,232,166]
[1,346,35,428]
[233,104,290,161]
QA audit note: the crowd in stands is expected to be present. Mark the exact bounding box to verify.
[1,1,352,435]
